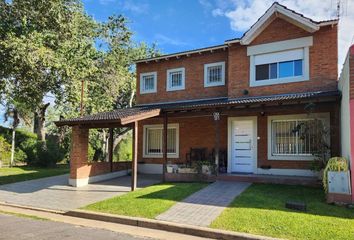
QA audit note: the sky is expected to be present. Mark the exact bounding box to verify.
[83,0,354,71]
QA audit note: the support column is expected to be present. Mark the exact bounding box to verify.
[69,126,89,187]
[131,122,138,191]
[108,128,114,172]
[162,113,168,182]
[213,112,220,174]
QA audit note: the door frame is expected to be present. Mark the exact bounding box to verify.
[227,116,258,174]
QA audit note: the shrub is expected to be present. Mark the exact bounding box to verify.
[20,138,38,165]
[14,148,27,163]
[322,157,349,193]
[0,136,11,165]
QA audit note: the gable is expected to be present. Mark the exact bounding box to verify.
[251,17,311,45]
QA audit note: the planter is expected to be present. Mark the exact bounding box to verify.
[202,165,211,174]
[178,167,196,174]
[326,170,352,204]
[166,166,174,173]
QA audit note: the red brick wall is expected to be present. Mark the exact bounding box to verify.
[137,115,228,164]
[135,17,338,106]
[136,49,228,105]
[137,103,340,170]
[228,18,338,98]
[350,45,354,99]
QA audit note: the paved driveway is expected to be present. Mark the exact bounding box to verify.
[0,174,161,211]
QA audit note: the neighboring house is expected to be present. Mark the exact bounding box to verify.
[57,3,349,194]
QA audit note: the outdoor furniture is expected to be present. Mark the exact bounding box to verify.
[209,148,227,173]
[185,148,207,166]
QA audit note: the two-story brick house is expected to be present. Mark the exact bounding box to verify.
[134,2,339,177]
[57,2,341,188]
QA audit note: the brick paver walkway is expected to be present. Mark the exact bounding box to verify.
[156,181,251,226]
[0,174,161,211]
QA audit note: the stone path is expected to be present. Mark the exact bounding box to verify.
[156,181,251,227]
[0,174,161,211]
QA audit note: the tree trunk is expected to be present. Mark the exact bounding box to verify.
[10,128,16,167]
[34,103,50,141]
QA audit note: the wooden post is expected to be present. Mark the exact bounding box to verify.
[162,113,168,182]
[131,121,138,191]
[108,128,114,172]
[213,112,220,174]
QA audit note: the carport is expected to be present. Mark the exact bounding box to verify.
[55,107,161,191]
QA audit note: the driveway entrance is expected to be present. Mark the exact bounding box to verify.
[0,174,161,211]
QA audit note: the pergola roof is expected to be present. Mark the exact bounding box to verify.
[56,90,339,127]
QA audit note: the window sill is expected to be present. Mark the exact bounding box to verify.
[167,87,185,92]
[140,90,157,95]
[143,154,179,159]
[204,82,225,88]
[268,154,314,161]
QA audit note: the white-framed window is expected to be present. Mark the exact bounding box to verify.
[267,113,330,161]
[140,72,157,94]
[204,62,225,87]
[167,68,185,91]
[248,37,312,87]
[143,124,179,158]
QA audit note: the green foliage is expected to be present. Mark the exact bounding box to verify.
[14,148,27,163]
[114,135,132,161]
[0,136,11,165]
[322,157,349,193]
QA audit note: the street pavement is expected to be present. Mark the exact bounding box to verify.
[0,213,155,240]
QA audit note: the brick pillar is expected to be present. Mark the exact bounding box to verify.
[69,126,89,187]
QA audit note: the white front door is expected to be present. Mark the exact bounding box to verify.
[231,120,255,173]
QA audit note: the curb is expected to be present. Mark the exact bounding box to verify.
[0,202,65,215]
[65,209,278,240]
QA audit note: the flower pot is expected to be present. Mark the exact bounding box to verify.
[202,165,211,174]
[166,166,174,173]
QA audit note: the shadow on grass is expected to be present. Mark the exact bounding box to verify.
[229,183,354,220]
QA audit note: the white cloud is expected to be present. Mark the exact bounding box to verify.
[122,0,149,14]
[201,0,354,73]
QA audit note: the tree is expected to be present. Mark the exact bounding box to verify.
[0,0,99,141]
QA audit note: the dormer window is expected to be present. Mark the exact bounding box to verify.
[248,37,312,87]
[204,62,225,87]
[140,72,157,94]
[167,68,185,91]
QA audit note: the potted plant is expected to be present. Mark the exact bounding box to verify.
[195,161,217,175]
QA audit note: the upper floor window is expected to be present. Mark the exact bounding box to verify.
[248,37,312,87]
[167,68,185,91]
[204,62,225,87]
[140,72,157,94]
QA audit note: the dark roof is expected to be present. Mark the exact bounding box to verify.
[55,107,160,127]
[138,90,340,110]
[56,90,339,127]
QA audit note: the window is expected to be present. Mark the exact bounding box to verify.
[204,62,225,87]
[255,59,303,81]
[143,124,179,158]
[247,37,312,87]
[167,68,185,91]
[140,72,157,94]
[267,114,330,160]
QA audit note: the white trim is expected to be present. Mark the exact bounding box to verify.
[166,67,185,91]
[247,37,313,56]
[241,4,319,45]
[68,170,128,187]
[227,116,258,174]
[138,163,163,174]
[140,72,157,94]
[256,168,319,177]
[248,37,312,87]
[267,113,330,161]
[135,45,228,63]
[204,62,225,87]
[143,123,179,158]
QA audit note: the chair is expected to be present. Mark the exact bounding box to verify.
[185,148,207,166]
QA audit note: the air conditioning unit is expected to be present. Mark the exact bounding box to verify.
[328,171,351,194]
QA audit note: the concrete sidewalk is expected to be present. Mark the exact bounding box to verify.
[156,181,251,226]
[0,174,161,211]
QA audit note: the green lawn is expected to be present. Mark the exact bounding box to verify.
[211,184,354,240]
[84,182,208,219]
[0,165,69,185]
